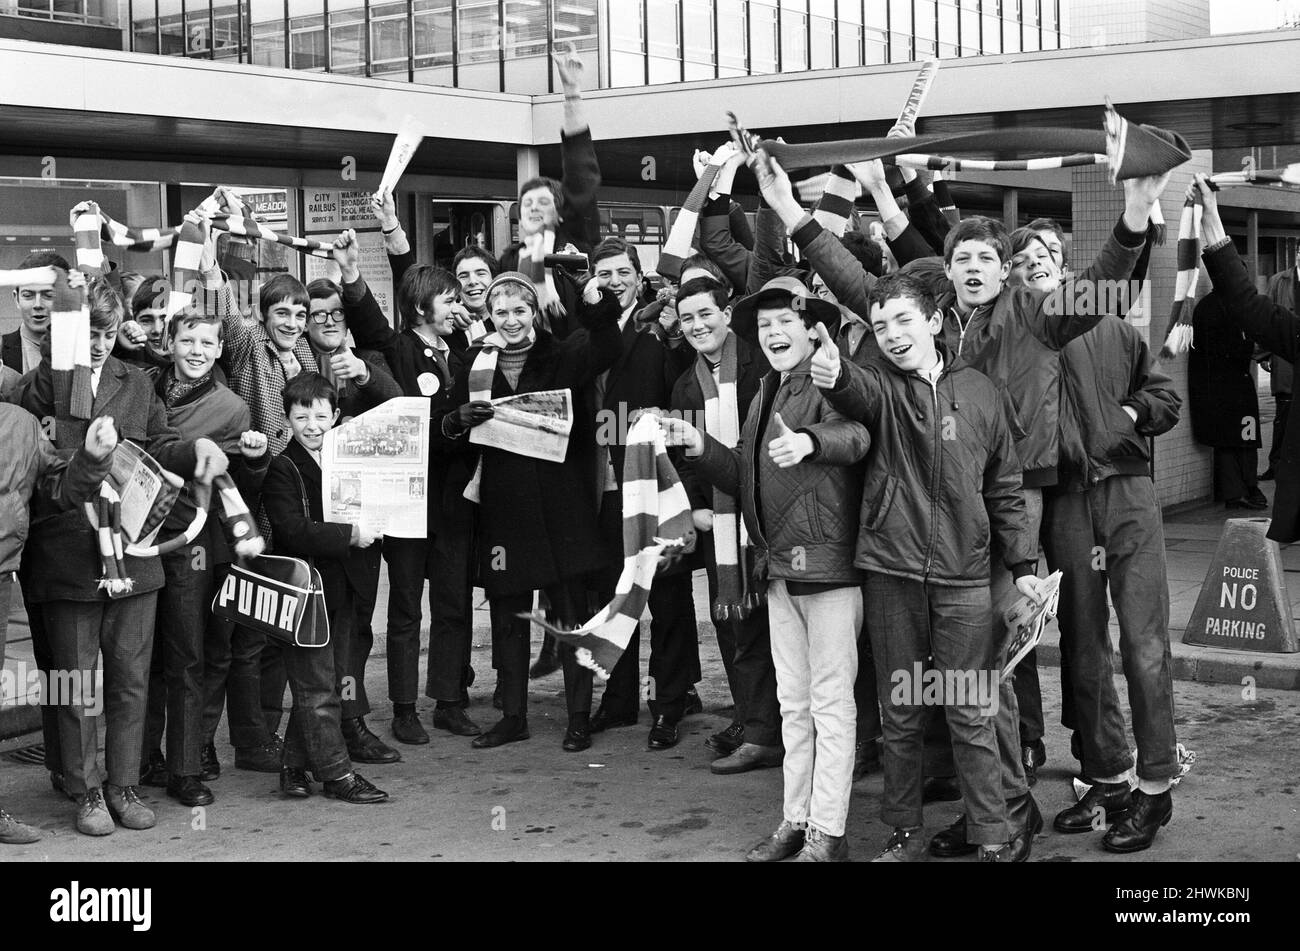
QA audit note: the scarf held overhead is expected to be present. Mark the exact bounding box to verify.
[528,413,695,679]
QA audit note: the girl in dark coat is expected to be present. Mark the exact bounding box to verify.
[1189,288,1268,509]
[439,272,622,749]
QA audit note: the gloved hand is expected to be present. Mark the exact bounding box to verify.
[448,401,495,434]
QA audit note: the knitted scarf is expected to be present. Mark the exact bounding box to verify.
[528,413,694,678]
[48,271,93,422]
[519,230,561,326]
[695,333,758,620]
[749,101,1191,185]
[461,326,538,503]
[1159,195,1204,359]
[811,166,860,238]
[657,163,722,282]
[1211,164,1300,187]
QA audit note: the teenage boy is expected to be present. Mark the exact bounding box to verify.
[260,373,390,805]
[0,403,115,842]
[17,275,231,835]
[661,276,870,862]
[669,277,782,774]
[1004,227,1184,854]
[337,233,479,743]
[810,270,1044,862]
[588,237,700,750]
[139,308,272,806]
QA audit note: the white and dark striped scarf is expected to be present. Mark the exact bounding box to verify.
[657,163,722,282]
[461,327,537,503]
[1160,195,1204,359]
[529,413,695,678]
[696,332,758,621]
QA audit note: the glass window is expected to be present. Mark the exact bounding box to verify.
[749,1,777,74]
[809,13,833,68]
[647,0,680,60]
[1002,16,1020,53]
[836,0,861,66]
[456,0,501,91]
[982,10,1001,53]
[329,0,367,75]
[132,3,158,55]
[369,1,410,77]
[184,3,212,58]
[413,0,453,84]
[938,1,958,55]
[889,0,911,37]
[890,31,911,62]
[865,0,886,30]
[503,0,549,92]
[157,0,185,56]
[914,0,936,44]
[610,50,644,87]
[683,0,715,79]
[780,0,808,72]
[251,8,285,68]
[864,25,886,64]
[960,1,979,55]
[717,0,747,72]
[287,0,326,71]
[551,0,599,89]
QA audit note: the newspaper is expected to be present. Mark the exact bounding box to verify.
[469,388,573,463]
[1000,570,1063,680]
[106,440,181,545]
[321,397,430,538]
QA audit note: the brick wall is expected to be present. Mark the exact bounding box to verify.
[1070,150,1219,509]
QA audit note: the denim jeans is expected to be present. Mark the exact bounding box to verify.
[866,572,1009,844]
[1041,476,1179,782]
[281,635,351,783]
[45,593,158,794]
[924,487,1041,801]
[144,543,213,776]
[767,580,860,838]
[202,579,276,751]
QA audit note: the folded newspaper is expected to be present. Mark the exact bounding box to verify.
[106,440,181,545]
[469,388,573,463]
[1000,570,1063,680]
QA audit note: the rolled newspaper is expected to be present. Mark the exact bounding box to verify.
[379,115,426,197]
[889,59,940,138]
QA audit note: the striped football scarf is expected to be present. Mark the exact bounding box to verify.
[695,333,758,621]
[883,58,940,193]
[528,412,695,678]
[747,100,1190,184]
[519,230,561,326]
[657,162,722,283]
[1159,195,1204,359]
[811,166,860,238]
[1211,164,1300,187]
[461,326,537,503]
[0,267,87,419]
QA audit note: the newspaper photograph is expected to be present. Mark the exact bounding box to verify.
[106,440,179,544]
[322,397,430,538]
[469,388,573,463]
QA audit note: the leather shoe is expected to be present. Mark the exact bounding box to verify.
[794,826,849,862]
[1021,739,1046,787]
[166,775,215,807]
[323,772,389,804]
[279,766,312,798]
[235,739,283,773]
[710,742,782,774]
[647,715,680,750]
[853,739,881,781]
[1054,779,1132,833]
[1004,792,1043,862]
[104,784,156,830]
[342,717,402,763]
[683,687,703,717]
[872,826,928,862]
[200,742,220,782]
[589,705,637,733]
[0,808,42,844]
[139,749,168,788]
[562,713,591,752]
[745,820,804,862]
[929,814,979,858]
[391,709,430,745]
[433,705,482,737]
[471,716,530,749]
[1102,789,1172,853]
[922,776,962,803]
[704,722,744,755]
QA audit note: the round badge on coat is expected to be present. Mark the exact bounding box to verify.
[417,372,440,396]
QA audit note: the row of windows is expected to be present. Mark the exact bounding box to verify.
[127,0,1067,92]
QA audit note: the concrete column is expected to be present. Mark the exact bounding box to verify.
[517,146,541,194]
[1002,187,1019,230]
